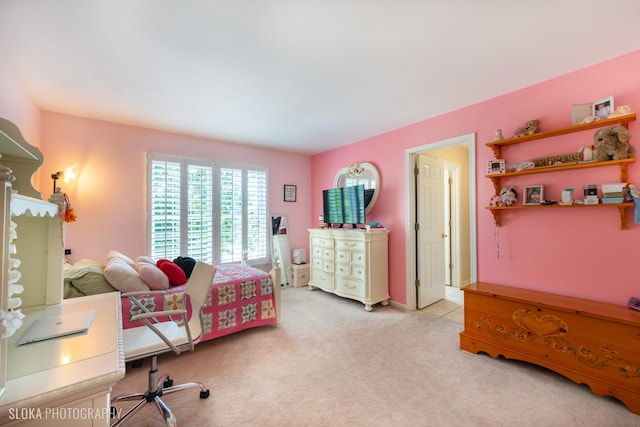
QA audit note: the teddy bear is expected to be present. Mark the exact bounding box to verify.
[524,120,539,135]
[593,125,634,161]
[512,120,539,138]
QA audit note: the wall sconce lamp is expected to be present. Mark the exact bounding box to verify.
[51,171,62,193]
[50,165,79,193]
[63,164,78,188]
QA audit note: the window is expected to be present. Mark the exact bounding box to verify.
[147,153,269,265]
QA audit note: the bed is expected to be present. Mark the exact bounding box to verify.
[64,258,281,344]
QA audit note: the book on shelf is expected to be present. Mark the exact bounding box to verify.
[601,197,624,204]
[601,183,626,193]
[602,192,624,198]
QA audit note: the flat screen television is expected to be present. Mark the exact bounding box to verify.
[322,184,366,227]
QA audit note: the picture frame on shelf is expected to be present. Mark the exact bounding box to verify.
[592,96,614,120]
[487,159,506,175]
[523,185,543,205]
[284,184,297,202]
[571,103,592,125]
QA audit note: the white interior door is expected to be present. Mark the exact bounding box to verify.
[417,154,446,308]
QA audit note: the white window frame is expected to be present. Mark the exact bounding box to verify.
[146,153,270,266]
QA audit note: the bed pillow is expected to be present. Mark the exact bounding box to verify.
[104,257,149,293]
[138,263,170,290]
[70,272,117,295]
[136,255,156,265]
[157,259,187,286]
[107,250,136,267]
[173,256,196,278]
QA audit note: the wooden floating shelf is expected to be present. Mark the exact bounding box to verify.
[486,159,634,195]
[485,113,636,230]
[486,203,634,230]
[486,158,634,179]
[486,113,636,158]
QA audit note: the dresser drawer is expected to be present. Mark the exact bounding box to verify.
[335,239,364,251]
[312,246,334,260]
[336,249,366,265]
[335,263,366,280]
[312,258,334,273]
[310,269,335,290]
[336,277,365,297]
[311,236,334,248]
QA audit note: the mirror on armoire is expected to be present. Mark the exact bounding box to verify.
[271,214,292,287]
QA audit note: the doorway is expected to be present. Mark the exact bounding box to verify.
[404,133,477,310]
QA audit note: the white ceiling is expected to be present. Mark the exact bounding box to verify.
[1,1,640,155]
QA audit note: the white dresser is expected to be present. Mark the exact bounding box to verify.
[308,228,389,311]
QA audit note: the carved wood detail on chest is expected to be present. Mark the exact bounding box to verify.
[460,282,640,415]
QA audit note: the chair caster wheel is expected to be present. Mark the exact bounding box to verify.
[163,378,174,388]
[200,389,210,399]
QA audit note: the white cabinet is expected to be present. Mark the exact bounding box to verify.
[291,264,310,288]
[0,119,64,399]
[0,293,125,426]
[308,228,389,311]
[0,118,123,424]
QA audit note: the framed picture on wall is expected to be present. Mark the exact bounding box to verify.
[523,185,543,205]
[284,184,297,202]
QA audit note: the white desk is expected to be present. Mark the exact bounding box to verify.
[0,293,125,426]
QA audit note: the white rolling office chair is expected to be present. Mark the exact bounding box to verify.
[110,261,216,427]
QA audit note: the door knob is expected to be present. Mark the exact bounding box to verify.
[441,233,448,238]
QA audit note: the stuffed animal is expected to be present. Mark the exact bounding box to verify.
[512,120,539,138]
[489,195,504,207]
[499,186,517,206]
[524,120,539,135]
[593,125,634,161]
[578,145,594,162]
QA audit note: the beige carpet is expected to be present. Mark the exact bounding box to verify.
[111,287,639,426]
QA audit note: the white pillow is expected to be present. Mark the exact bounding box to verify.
[136,255,156,265]
[138,263,169,290]
[107,250,136,268]
[104,257,149,293]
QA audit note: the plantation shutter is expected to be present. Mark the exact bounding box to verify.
[247,169,268,261]
[219,167,244,263]
[149,158,182,260]
[148,154,268,265]
[187,163,214,264]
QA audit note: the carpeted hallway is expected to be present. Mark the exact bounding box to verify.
[111,286,639,426]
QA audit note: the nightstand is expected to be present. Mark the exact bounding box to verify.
[291,264,310,288]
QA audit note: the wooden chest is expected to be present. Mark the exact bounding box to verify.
[460,282,640,415]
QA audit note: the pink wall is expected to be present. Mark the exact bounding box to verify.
[0,60,42,161]
[37,112,312,265]
[312,49,640,306]
[3,49,640,306]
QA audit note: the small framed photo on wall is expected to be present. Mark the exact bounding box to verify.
[523,185,543,205]
[284,184,297,202]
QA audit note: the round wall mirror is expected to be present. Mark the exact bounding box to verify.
[334,162,380,214]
